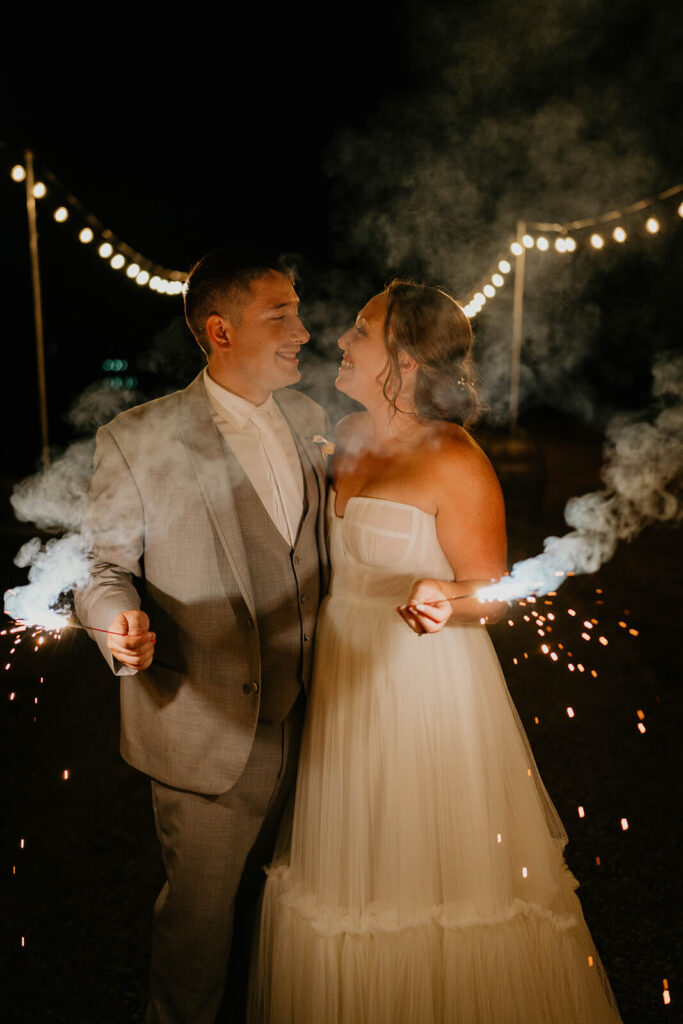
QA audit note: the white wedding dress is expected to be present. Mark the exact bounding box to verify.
[249,493,622,1023]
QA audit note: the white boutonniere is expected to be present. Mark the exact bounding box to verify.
[311,435,336,462]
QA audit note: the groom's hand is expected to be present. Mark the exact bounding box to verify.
[107,610,156,670]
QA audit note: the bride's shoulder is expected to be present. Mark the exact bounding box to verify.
[423,423,501,492]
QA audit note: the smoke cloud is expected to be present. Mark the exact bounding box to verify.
[3,386,140,631]
[324,0,664,424]
[480,351,683,601]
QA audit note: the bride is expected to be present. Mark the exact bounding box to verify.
[249,280,622,1023]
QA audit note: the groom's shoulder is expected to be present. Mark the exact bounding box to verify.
[99,375,202,440]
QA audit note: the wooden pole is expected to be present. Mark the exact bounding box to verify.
[509,219,526,435]
[24,149,50,470]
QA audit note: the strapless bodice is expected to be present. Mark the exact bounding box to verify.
[327,490,453,604]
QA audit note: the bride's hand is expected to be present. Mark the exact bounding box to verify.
[397,578,453,635]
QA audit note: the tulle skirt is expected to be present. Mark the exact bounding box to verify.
[249,593,622,1023]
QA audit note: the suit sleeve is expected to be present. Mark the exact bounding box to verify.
[74,425,145,676]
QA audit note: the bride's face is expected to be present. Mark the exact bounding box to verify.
[335,293,391,407]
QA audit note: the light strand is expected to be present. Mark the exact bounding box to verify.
[8,159,186,298]
[462,182,683,319]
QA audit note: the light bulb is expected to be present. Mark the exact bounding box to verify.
[492,273,504,287]
[110,254,125,270]
[498,260,512,274]
[11,165,26,182]
[536,236,549,251]
[555,238,566,252]
[79,227,94,244]
[522,234,534,248]
[510,242,523,256]
[483,284,495,298]
[612,226,627,243]
[646,217,659,234]
[136,270,150,286]
[33,182,47,199]
[565,237,577,252]
[53,206,68,223]
[590,234,604,249]
[99,242,114,258]
[126,263,140,278]
[678,202,683,219]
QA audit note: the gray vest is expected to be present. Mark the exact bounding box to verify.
[229,431,322,723]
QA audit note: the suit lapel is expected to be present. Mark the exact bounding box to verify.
[179,373,256,619]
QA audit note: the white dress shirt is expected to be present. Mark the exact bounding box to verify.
[203,370,304,546]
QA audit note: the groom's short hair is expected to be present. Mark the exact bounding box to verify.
[184,249,295,356]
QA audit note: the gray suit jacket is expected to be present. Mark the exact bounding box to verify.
[74,372,330,794]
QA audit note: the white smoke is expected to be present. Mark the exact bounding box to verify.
[4,534,91,630]
[479,352,683,602]
[3,387,137,632]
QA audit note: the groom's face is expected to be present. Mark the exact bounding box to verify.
[216,272,310,402]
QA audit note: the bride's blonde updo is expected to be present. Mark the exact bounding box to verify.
[382,279,479,428]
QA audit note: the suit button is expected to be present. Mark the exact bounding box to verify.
[243,681,259,694]
[300,594,307,604]
[293,554,301,564]
[303,634,311,642]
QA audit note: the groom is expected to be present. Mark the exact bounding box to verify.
[74,250,330,1022]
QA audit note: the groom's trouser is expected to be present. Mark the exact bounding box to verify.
[144,695,305,1024]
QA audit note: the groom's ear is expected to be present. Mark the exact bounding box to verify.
[205,314,233,353]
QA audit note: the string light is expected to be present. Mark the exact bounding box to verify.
[8,156,682,310]
[464,181,682,317]
[6,156,186,299]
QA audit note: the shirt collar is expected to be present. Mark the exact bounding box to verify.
[203,369,277,431]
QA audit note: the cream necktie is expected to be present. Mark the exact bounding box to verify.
[250,408,302,546]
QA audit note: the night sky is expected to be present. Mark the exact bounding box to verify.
[3,0,683,471]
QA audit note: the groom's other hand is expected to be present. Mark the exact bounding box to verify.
[107,610,156,670]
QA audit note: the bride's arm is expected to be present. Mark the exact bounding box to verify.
[398,437,508,633]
